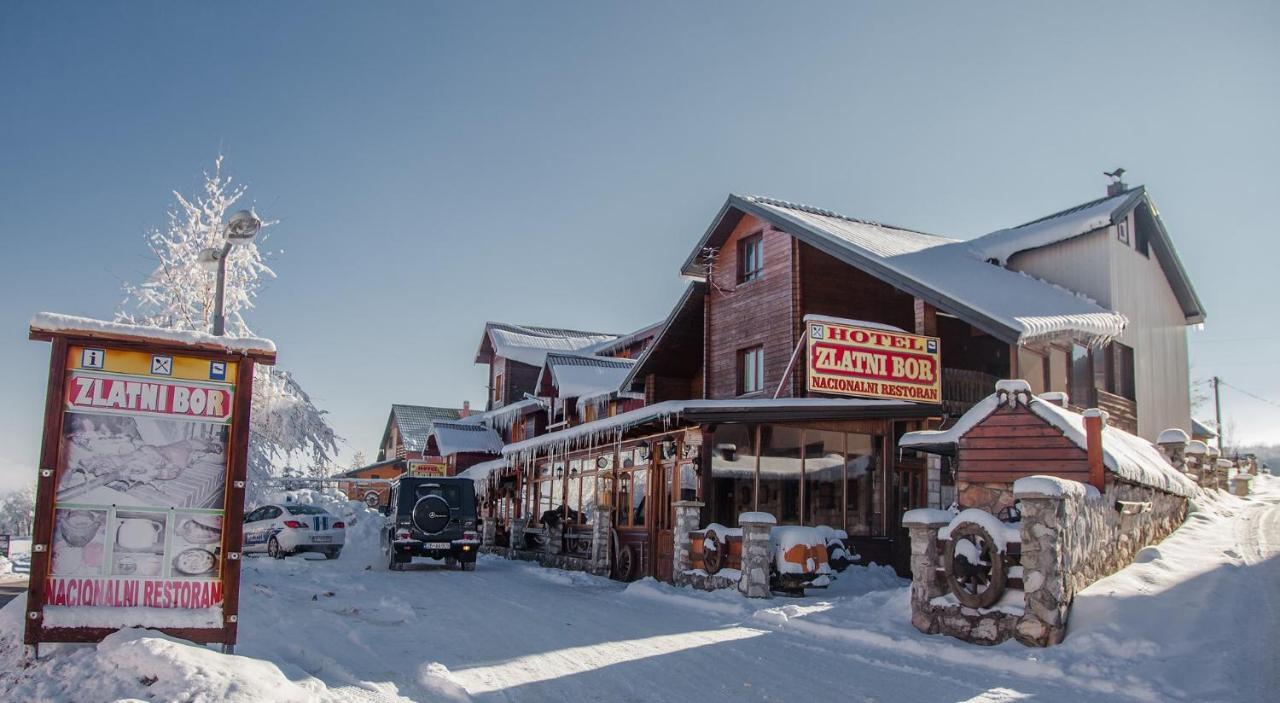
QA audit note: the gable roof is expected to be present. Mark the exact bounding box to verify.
[536,352,637,400]
[621,282,707,393]
[588,321,663,358]
[428,421,504,457]
[474,322,618,367]
[378,404,466,458]
[680,195,1129,345]
[900,382,1195,497]
[969,187,1204,323]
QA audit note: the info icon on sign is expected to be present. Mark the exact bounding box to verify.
[209,361,227,381]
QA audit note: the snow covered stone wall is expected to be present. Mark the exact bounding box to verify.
[907,474,1188,647]
[1014,476,1187,646]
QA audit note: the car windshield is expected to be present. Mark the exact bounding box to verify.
[414,484,461,505]
[285,505,329,516]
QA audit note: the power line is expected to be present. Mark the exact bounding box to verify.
[1219,379,1280,411]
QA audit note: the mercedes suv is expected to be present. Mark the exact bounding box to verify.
[381,476,479,571]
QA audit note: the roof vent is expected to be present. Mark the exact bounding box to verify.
[1104,167,1127,197]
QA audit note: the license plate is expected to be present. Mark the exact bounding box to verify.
[312,536,332,543]
[425,542,451,549]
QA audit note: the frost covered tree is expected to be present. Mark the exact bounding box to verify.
[117,156,338,499]
[0,486,36,537]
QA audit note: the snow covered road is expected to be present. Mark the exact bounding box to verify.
[1,476,1277,702]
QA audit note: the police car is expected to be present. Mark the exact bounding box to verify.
[243,503,345,559]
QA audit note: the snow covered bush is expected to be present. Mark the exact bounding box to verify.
[116,157,338,501]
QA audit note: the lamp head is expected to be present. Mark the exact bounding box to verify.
[225,210,261,241]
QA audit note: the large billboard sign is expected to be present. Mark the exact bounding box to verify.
[806,319,942,403]
[26,317,273,652]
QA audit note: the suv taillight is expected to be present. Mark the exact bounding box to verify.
[396,529,411,540]
[463,531,478,541]
[283,520,308,529]
[333,521,345,529]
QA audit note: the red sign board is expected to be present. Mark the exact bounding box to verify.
[806,319,942,403]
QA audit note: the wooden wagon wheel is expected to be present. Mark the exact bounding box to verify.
[615,542,636,581]
[944,521,1007,609]
[702,528,725,575]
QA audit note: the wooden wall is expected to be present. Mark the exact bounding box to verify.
[956,404,1089,485]
[706,216,796,399]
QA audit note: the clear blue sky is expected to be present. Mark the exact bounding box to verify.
[2,2,1277,491]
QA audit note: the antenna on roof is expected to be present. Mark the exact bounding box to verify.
[1104,168,1128,197]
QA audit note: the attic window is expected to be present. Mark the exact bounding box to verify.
[738,233,764,283]
[1116,219,1130,246]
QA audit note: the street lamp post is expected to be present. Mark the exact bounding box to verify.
[199,210,262,336]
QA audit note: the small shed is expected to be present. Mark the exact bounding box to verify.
[901,380,1193,514]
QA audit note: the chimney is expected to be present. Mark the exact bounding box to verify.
[460,400,471,418]
[1104,167,1128,197]
[1084,409,1108,492]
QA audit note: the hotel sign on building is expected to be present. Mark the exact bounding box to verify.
[806,318,941,403]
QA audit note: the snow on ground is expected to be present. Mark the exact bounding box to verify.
[1,477,1277,702]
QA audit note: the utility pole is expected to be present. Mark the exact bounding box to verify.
[1212,376,1224,455]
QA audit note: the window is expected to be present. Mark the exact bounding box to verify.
[1135,221,1150,257]
[738,346,764,395]
[1106,342,1136,401]
[1117,219,1130,246]
[493,373,503,404]
[738,233,763,283]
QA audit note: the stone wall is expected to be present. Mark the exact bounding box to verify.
[956,481,1017,514]
[907,474,1189,647]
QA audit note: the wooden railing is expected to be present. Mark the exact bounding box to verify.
[941,368,999,415]
[1094,389,1138,435]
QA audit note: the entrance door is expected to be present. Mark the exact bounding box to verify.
[652,457,675,582]
[889,453,927,574]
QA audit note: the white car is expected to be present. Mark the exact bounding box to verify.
[243,503,345,559]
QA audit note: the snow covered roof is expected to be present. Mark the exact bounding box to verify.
[1191,418,1218,440]
[30,312,277,361]
[428,421,504,457]
[588,321,663,358]
[475,322,618,368]
[456,457,509,493]
[969,188,1143,265]
[679,195,1128,345]
[383,404,467,455]
[538,353,636,401]
[461,398,544,432]
[503,397,930,459]
[900,381,1195,497]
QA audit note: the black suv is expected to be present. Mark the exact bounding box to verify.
[381,476,479,571]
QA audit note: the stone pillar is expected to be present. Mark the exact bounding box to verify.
[737,512,775,599]
[510,519,526,556]
[547,520,564,555]
[1013,488,1069,647]
[1228,474,1253,497]
[481,516,496,547]
[589,510,612,576]
[1156,428,1189,472]
[671,501,705,586]
[903,510,951,634]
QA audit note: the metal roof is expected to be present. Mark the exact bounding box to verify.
[379,404,467,457]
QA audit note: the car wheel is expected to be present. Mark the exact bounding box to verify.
[445,556,458,569]
[268,536,286,559]
[462,561,476,572]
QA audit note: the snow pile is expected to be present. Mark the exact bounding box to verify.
[1013,475,1094,499]
[770,526,831,575]
[0,556,11,576]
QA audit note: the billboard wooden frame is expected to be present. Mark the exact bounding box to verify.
[25,326,275,654]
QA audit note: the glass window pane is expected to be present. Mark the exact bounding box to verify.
[845,433,876,536]
[757,425,803,525]
[710,424,756,525]
[631,468,647,527]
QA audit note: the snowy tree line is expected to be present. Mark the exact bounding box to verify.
[117,157,339,501]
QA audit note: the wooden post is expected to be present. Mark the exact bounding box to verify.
[220,356,257,652]
[752,425,762,513]
[1084,409,1107,492]
[913,298,937,337]
[24,337,68,647]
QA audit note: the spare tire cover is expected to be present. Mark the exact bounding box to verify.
[412,495,451,534]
